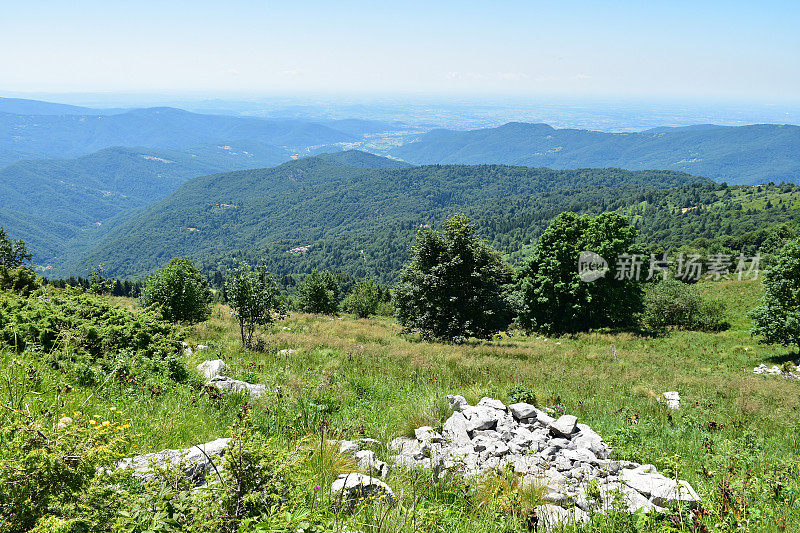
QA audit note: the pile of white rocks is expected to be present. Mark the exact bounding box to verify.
[198,359,266,396]
[390,395,700,529]
[754,362,800,381]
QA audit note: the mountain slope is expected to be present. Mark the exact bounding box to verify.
[0,143,294,264]
[0,96,127,115]
[391,122,800,184]
[63,158,709,280]
[0,107,355,162]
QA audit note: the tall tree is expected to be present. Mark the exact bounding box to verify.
[394,214,512,342]
[513,212,643,334]
[750,238,800,352]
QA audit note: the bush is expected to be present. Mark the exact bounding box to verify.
[514,212,644,334]
[394,215,512,342]
[0,409,126,532]
[642,279,729,331]
[342,279,385,318]
[140,258,212,324]
[0,286,185,386]
[297,270,339,315]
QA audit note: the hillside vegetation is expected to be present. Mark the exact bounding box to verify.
[391,122,800,185]
[64,158,708,280]
[2,278,799,531]
[58,155,800,284]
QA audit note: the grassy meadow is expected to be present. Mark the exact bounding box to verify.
[3,279,799,531]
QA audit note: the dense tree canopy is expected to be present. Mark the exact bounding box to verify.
[394,215,512,342]
[513,212,643,334]
[750,238,800,351]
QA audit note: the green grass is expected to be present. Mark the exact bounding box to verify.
[3,279,799,531]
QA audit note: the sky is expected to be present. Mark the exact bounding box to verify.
[1,0,799,103]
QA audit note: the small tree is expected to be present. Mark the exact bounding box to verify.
[226,263,281,348]
[297,270,339,315]
[0,227,38,295]
[140,258,211,324]
[343,279,384,318]
[513,212,643,334]
[394,214,512,342]
[750,238,800,351]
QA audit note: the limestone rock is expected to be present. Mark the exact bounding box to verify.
[549,414,578,437]
[118,437,230,486]
[661,391,680,410]
[205,376,266,396]
[509,402,537,420]
[331,473,395,510]
[197,359,228,380]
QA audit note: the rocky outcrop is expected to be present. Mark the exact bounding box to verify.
[330,438,391,478]
[391,396,701,528]
[197,358,266,396]
[205,375,266,396]
[118,437,230,486]
[754,363,800,381]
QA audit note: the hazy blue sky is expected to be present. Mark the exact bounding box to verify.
[1,1,798,102]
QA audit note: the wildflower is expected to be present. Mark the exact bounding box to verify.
[314,484,321,492]
[89,420,96,425]
[109,407,117,411]
[102,421,110,426]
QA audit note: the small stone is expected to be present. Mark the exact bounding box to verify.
[660,391,680,410]
[205,376,266,396]
[56,416,72,430]
[477,397,507,411]
[447,394,468,411]
[278,348,296,356]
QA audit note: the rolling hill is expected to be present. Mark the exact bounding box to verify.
[0,106,355,163]
[61,154,710,280]
[390,122,800,185]
[0,143,294,264]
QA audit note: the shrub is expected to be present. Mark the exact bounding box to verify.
[513,212,644,334]
[140,258,212,324]
[0,409,126,532]
[297,270,339,315]
[642,279,728,331]
[342,279,384,318]
[394,214,513,342]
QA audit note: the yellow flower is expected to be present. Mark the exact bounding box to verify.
[102,421,110,426]
[109,407,117,411]
[89,420,96,425]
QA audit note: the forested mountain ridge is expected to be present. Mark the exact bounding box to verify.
[390,122,800,184]
[0,143,295,264]
[60,155,710,280]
